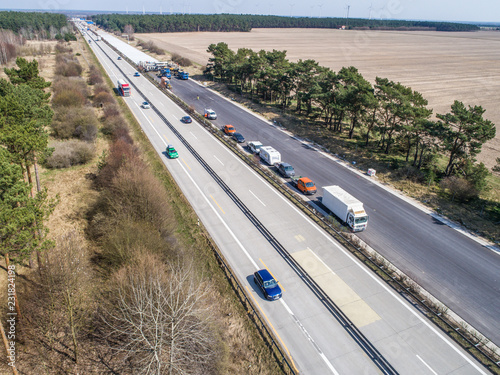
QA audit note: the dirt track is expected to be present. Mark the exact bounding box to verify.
[140,28,500,169]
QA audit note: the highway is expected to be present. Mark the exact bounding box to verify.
[83,27,491,374]
[168,63,500,348]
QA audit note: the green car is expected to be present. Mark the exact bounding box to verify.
[166,145,178,159]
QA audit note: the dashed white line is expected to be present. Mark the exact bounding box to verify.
[416,355,438,375]
[249,190,266,206]
[213,155,224,166]
[281,299,340,375]
[190,132,198,139]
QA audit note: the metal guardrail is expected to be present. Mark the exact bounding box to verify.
[96,35,499,374]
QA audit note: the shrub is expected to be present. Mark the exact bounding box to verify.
[440,176,478,202]
[55,42,72,53]
[52,76,89,98]
[51,107,99,141]
[98,220,172,269]
[138,40,164,55]
[93,91,115,107]
[56,61,83,77]
[94,84,110,96]
[88,65,103,85]
[55,53,83,77]
[45,140,95,168]
[171,53,192,67]
[52,89,86,107]
[103,105,120,119]
[88,71,103,85]
[95,139,138,188]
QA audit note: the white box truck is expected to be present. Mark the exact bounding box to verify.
[322,185,368,232]
[259,146,281,165]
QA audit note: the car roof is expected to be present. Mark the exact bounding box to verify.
[280,162,292,167]
[234,132,243,136]
[256,269,274,282]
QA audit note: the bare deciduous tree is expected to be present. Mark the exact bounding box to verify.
[104,254,217,374]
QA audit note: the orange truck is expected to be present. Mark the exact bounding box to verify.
[290,177,317,195]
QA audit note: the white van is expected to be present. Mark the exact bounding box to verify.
[248,141,263,154]
[259,146,281,165]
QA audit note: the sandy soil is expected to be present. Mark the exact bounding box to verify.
[139,28,500,169]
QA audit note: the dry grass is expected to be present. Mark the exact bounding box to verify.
[139,28,500,170]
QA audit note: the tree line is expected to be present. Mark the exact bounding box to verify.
[91,13,479,33]
[0,11,68,39]
[0,58,55,265]
[205,42,495,199]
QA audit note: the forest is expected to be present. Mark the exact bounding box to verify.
[91,13,479,33]
[0,11,67,36]
[205,42,496,202]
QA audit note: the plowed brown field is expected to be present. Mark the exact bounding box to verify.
[140,28,500,169]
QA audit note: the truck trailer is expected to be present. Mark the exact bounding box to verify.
[322,185,368,231]
[117,79,131,97]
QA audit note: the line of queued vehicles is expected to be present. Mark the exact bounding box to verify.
[203,109,369,232]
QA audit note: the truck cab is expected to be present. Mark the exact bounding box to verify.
[291,177,316,195]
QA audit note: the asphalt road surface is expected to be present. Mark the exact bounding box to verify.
[168,75,500,347]
[83,26,493,374]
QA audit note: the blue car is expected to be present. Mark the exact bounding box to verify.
[181,116,192,123]
[254,269,282,300]
[134,72,140,77]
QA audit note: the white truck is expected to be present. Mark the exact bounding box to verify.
[259,146,281,165]
[322,185,368,232]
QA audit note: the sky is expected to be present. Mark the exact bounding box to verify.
[8,0,500,23]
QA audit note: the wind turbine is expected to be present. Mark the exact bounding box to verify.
[368,3,373,19]
[345,4,350,27]
[289,3,295,17]
[317,3,323,18]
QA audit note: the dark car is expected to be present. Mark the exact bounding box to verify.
[254,269,282,301]
[277,162,295,178]
[232,133,245,143]
[181,116,192,123]
[134,72,140,77]
[117,56,122,60]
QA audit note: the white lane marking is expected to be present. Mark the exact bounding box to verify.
[129,99,339,375]
[281,299,340,375]
[92,44,118,80]
[158,101,165,107]
[416,355,438,375]
[190,132,197,139]
[307,247,336,275]
[193,123,489,374]
[249,190,266,207]
[234,156,489,374]
[213,155,224,166]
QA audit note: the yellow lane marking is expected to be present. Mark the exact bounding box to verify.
[210,195,225,214]
[148,116,154,122]
[259,258,285,292]
[245,286,298,373]
[292,248,380,327]
[163,134,170,143]
[181,158,191,171]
